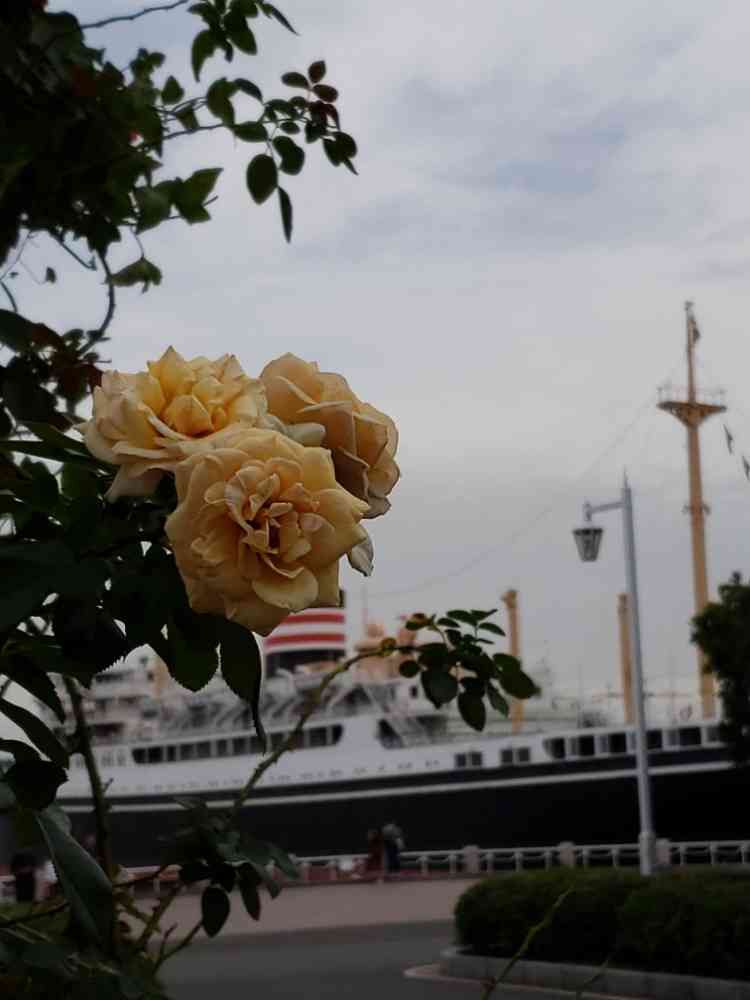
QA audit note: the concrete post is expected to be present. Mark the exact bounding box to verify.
[558,842,576,867]
[462,845,480,875]
[655,838,671,869]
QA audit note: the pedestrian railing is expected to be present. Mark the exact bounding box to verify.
[3,838,750,900]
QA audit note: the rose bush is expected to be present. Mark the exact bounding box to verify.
[261,353,400,517]
[166,427,369,634]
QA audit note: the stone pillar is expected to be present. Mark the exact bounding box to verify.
[558,842,576,867]
[462,845,481,875]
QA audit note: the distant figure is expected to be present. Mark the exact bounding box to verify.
[382,821,404,874]
[10,850,37,903]
[365,828,384,878]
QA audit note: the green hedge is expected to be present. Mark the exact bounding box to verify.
[454,868,750,980]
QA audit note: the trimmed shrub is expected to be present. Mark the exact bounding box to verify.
[454,868,750,980]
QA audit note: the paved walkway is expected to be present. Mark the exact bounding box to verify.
[147,877,479,937]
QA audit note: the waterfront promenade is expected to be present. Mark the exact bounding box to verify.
[154,876,477,936]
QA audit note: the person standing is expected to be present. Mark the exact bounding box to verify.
[382,821,404,875]
[364,828,384,879]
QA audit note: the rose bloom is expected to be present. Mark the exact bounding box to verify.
[260,354,399,518]
[79,347,269,500]
[165,427,369,635]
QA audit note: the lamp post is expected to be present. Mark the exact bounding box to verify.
[572,474,656,876]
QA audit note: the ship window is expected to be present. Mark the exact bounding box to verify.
[216,739,229,758]
[331,725,343,746]
[705,726,720,744]
[647,730,663,750]
[146,746,162,764]
[117,751,127,766]
[410,686,418,698]
[501,749,514,765]
[196,741,211,759]
[679,726,701,748]
[166,746,176,763]
[547,738,566,761]
[179,744,195,761]
[469,752,483,767]
[516,747,531,764]
[456,752,482,769]
[233,737,248,755]
[608,732,627,754]
[133,749,146,764]
[309,727,327,748]
[576,736,595,758]
[455,753,466,768]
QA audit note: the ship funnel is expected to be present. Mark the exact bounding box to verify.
[501,589,524,734]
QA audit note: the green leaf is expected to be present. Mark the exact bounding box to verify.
[192,29,218,81]
[0,698,69,767]
[308,60,326,83]
[36,807,113,946]
[262,3,297,33]
[162,74,185,104]
[219,619,265,742]
[174,167,223,223]
[233,77,263,101]
[134,186,172,232]
[0,654,66,722]
[273,136,304,175]
[164,611,219,691]
[61,463,103,500]
[281,71,308,88]
[0,309,33,351]
[201,885,230,936]
[233,120,268,141]
[246,154,277,204]
[421,668,458,707]
[238,866,261,920]
[497,660,539,700]
[5,760,67,810]
[447,610,480,627]
[458,691,486,731]
[0,739,39,762]
[175,106,200,131]
[335,131,357,159]
[110,258,162,291]
[225,7,257,53]
[206,78,236,124]
[279,120,300,134]
[479,622,506,637]
[487,684,509,715]
[398,659,419,679]
[313,84,338,102]
[24,422,91,455]
[277,187,292,242]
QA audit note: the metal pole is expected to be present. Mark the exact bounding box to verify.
[621,476,656,876]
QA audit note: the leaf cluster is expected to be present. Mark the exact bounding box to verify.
[692,571,750,763]
[398,609,538,730]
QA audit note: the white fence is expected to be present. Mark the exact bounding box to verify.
[3,839,750,900]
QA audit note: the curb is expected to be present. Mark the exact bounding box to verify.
[432,948,750,1000]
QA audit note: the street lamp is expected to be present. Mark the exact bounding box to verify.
[572,474,656,876]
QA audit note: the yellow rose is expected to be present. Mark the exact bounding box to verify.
[260,353,399,518]
[78,347,269,500]
[165,427,369,635]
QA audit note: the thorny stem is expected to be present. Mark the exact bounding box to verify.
[229,649,376,820]
[480,888,574,1000]
[135,882,183,951]
[155,919,202,970]
[63,677,115,880]
[0,900,69,929]
[81,0,191,31]
[92,252,116,344]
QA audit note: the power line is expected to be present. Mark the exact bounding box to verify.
[371,386,662,600]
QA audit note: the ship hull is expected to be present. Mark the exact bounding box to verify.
[60,748,747,866]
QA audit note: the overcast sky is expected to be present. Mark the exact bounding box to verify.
[14,1,750,716]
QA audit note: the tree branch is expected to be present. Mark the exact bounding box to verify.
[229,649,375,819]
[81,0,191,31]
[93,252,116,343]
[155,919,202,970]
[0,281,18,313]
[62,677,114,880]
[51,233,97,271]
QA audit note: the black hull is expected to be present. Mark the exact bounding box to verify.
[61,749,750,867]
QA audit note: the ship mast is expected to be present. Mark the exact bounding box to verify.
[657,302,725,718]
